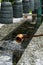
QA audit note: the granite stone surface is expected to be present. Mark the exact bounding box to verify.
[0,21,25,40]
[17,22,43,65]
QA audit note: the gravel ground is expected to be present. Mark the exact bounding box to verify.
[17,22,43,65]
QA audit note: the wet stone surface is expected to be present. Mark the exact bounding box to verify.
[0,50,13,65]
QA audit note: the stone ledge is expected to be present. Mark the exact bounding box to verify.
[17,22,43,65]
[0,21,25,40]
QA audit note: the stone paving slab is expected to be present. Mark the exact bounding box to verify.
[17,22,43,65]
[0,20,25,41]
[0,24,5,28]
